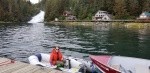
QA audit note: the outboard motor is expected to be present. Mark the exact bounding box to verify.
[64,58,71,69]
[79,64,87,73]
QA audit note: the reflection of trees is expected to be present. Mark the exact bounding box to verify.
[106,27,150,59]
[92,23,110,32]
[45,23,150,59]
[106,28,140,56]
[137,28,150,59]
[61,24,111,55]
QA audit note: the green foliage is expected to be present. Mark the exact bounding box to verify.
[44,0,150,21]
[143,0,150,11]
[45,0,70,21]
[0,0,39,22]
[113,0,128,19]
[0,0,150,22]
[58,16,65,20]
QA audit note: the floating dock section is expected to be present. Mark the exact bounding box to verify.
[0,57,65,73]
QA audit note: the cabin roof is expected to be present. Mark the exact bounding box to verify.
[143,12,150,16]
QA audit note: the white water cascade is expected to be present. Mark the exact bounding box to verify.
[28,10,45,23]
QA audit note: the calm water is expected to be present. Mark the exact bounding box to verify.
[0,23,150,63]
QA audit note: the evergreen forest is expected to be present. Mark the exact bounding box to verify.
[0,0,150,22]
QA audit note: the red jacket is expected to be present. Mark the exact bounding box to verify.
[50,48,63,65]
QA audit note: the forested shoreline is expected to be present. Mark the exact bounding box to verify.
[0,0,150,22]
[0,0,39,22]
[45,0,150,21]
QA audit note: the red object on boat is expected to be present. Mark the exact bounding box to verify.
[90,55,150,73]
[90,55,121,73]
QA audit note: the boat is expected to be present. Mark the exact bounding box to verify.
[89,55,150,73]
[28,53,94,73]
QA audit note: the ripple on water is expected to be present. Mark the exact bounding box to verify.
[1,23,150,62]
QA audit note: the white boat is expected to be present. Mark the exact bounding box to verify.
[28,53,94,73]
[90,55,150,73]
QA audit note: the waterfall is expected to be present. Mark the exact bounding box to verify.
[29,0,41,4]
[28,10,45,23]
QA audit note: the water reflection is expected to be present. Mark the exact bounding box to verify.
[0,23,150,62]
[137,28,150,59]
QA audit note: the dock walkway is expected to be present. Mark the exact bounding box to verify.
[0,57,65,73]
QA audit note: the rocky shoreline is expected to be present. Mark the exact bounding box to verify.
[47,21,150,28]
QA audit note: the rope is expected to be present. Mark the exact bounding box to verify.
[0,60,15,66]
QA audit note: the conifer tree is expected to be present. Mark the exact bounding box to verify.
[113,0,129,19]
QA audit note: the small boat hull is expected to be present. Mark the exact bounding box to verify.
[90,55,150,73]
[90,55,120,73]
[28,53,94,73]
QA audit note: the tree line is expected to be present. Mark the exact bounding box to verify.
[0,0,150,22]
[44,0,150,21]
[0,0,39,22]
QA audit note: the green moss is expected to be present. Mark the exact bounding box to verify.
[124,23,146,28]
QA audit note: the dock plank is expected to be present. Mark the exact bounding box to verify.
[43,68,54,73]
[0,58,9,62]
[33,67,54,73]
[0,62,22,71]
[32,67,47,73]
[0,63,28,73]
[33,69,44,73]
[12,65,38,73]
[24,66,41,73]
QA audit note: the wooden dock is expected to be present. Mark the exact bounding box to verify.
[0,57,65,73]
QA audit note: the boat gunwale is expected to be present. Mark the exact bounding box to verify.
[108,56,122,72]
[90,55,121,73]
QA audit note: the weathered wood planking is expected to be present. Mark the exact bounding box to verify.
[0,57,65,73]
